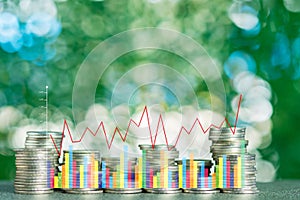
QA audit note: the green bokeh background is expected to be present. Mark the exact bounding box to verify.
[0,0,300,181]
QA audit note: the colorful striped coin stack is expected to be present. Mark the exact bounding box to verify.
[102,156,141,194]
[177,159,219,194]
[139,144,181,194]
[214,154,257,193]
[14,131,62,194]
[60,149,102,194]
[209,127,258,194]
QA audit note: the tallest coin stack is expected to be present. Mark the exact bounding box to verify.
[209,127,258,194]
[14,131,62,194]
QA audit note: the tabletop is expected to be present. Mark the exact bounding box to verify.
[1,180,300,200]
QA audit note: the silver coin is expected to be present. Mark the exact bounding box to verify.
[24,141,59,145]
[14,178,49,182]
[145,163,177,168]
[104,188,142,194]
[25,138,61,142]
[145,150,179,154]
[14,181,49,186]
[15,189,53,194]
[145,152,178,155]
[209,133,245,138]
[16,166,51,170]
[101,158,136,162]
[210,127,246,133]
[220,159,256,165]
[26,130,62,135]
[209,134,246,138]
[215,159,256,164]
[211,142,248,146]
[16,147,56,151]
[15,170,48,175]
[183,189,219,194]
[221,188,259,194]
[213,159,255,164]
[14,176,49,180]
[15,152,57,156]
[14,179,49,183]
[15,162,54,166]
[14,172,49,177]
[14,180,49,184]
[139,144,176,150]
[209,132,245,137]
[16,170,52,175]
[63,188,103,194]
[14,187,51,191]
[14,185,52,190]
[145,155,178,158]
[62,158,100,162]
[211,151,247,155]
[67,154,101,158]
[209,137,245,142]
[175,160,213,167]
[211,147,247,151]
[143,188,181,194]
[145,162,177,166]
[213,153,255,158]
[213,139,248,144]
[15,156,58,160]
[25,145,57,148]
[16,156,58,159]
[16,164,58,167]
[15,151,57,155]
[211,146,246,150]
[145,157,178,161]
[25,136,61,139]
[15,160,55,164]
[25,147,57,150]
[61,161,100,166]
[66,155,101,159]
[14,184,50,189]
[64,150,100,154]
[211,145,248,149]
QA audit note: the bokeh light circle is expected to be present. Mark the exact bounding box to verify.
[72,28,227,155]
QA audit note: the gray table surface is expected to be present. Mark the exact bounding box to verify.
[1,180,300,200]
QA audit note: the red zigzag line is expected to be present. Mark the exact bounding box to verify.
[51,95,242,157]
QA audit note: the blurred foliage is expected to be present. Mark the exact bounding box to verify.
[0,0,300,180]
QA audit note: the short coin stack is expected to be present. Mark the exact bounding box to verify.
[209,127,258,194]
[61,150,102,194]
[102,157,141,194]
[25,131,62,149]
[139,144,181,194]
[14,131,62,194]
[177,159,219,194]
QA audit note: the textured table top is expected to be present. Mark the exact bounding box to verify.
[1,180,300,200]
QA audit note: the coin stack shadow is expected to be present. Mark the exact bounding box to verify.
[139,144,181,194]
[14,131,62,194]
[209,127,259,194]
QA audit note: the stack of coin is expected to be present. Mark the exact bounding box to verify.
[177,159,219,194]
[14,131,62,194]
[102,157,141,194]
[215,153,258,194]
[61,150,103,194]
[25,131,62,149]
[139,144,181,194]
[209,127,258,194]
[14,148,59,194]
